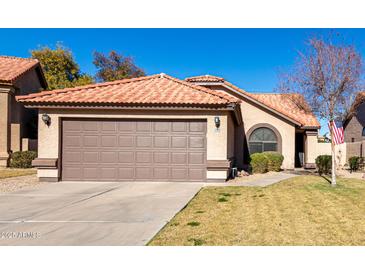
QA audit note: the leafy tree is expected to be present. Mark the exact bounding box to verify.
[277,35,363,185]
[93,51,145,82]
[31,43,94,90]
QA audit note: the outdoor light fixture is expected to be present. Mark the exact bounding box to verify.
[214,116,220,128]
[42,113,51,126]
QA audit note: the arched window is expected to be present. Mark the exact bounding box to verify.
[362,127,365,137]
[248,127,278,154]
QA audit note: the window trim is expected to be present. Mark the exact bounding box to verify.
[246,123,282,154]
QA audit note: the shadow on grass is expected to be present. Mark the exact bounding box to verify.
[320,175,332,184]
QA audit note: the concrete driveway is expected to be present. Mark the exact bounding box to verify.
[0,181,202,245]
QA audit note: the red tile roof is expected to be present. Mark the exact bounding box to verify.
[0,56,40,84]
[16,74,240,107]
[185,75,225,83]
[248,93,320,128]
[186,75,320,128]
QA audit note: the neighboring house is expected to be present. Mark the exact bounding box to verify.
[17,73,320,182]
[0,56,47,167]
[343,92,365,159]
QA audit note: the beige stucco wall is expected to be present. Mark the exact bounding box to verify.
[240,100,296,169]
[37,108,231,181]
[0,87,11,166]
[310,142,347,167]
[304,133,317,165]
[207,85,297,169]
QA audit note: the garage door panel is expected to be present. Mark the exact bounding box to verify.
[63,166,83,180]
[101,135,117,147]
[189,168,206,180]
[118,121,135,132]
[153,121,170,132]
[189,152,205,164]
[172,122,187,132]
[171,136,187,148]
[100,151,118,163]
[62,119,206,181]
[101,121,117,132]
[153,167,169,179]
[189,121,206,133]
[118,168,134,179]
[83,167,99,180]
[101,167,117,180]
[189,136,205,148]
[82,121,99,131]
[136,121,151,132]
[154,152,169,164]
[63,151,81,163]
[119,151,135,163]
[83,135,99,147]
[64,135,81,147]
[136,136,152,147]
[83,151,99,163]
[171,168,188,180]
[171,152,187,164]
[135,167,153,179]
[119,136,134,147]
[63,121,81,131]
[154,136,169,148]
[136,151,152,163]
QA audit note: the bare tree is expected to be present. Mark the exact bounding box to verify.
[277,36,363,185]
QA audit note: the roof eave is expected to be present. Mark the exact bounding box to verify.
[17,101,239,111]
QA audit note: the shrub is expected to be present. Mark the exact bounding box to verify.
[263,152,284,172]
[9,151,37,168]
[315,155,332,175]
[349,156,361,172]
[250,153,269,173]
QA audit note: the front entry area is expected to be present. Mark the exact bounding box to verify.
[61,119,207,182]
[295,131,305,168]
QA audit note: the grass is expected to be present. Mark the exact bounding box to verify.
[149,175,365,246]
[0,168,36,179]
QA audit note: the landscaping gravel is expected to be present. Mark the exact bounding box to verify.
[0,174,44,193]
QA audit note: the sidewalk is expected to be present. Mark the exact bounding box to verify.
[204,172,298,187]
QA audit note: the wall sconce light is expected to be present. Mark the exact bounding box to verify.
[42,113,51,126]
[214,116,220,128]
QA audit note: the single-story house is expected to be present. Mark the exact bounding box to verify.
[0,56,47,167]
[17,73,320,182]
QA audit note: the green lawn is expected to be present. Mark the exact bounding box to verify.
[0,168,36,179]
[149,175,365,246]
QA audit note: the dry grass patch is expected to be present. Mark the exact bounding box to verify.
[0,168,36,179]
[149,175,365,246]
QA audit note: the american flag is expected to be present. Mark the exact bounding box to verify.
[328,120,344,145]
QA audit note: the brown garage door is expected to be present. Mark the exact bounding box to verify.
[61,119,207,182]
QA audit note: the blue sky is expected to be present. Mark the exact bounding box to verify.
[1,28,365,133]
[2,29,365,91]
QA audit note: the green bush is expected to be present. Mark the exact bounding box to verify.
[263,152,284,172]
[9,151,37,168]
[315,155,332,175]
[250,153,269,173]
[349,156,361,172]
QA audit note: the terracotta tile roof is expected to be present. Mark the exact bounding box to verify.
[248,93,320,127]
[187,75,320,128]
[16,73,240,107]
[0,56,40,84]
[185,75,225,83]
